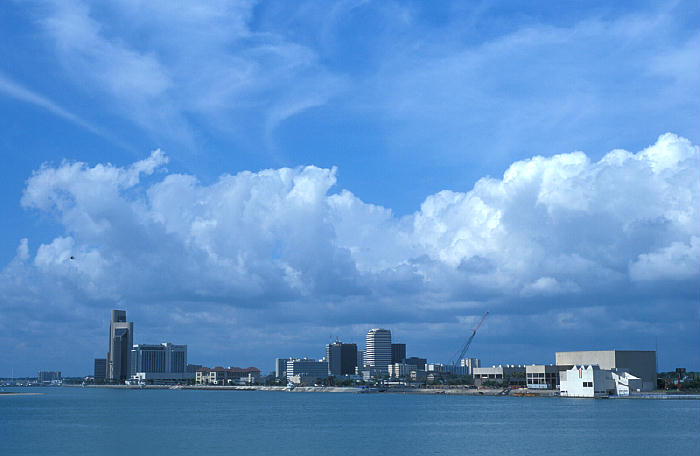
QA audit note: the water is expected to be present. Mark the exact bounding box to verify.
[1,387,698,455]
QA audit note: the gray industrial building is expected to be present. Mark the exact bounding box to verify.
[107,310,133,383]
[555,350,656,391]
[37,371,61,384]
[326,341,358,376]
[366,329,392,373]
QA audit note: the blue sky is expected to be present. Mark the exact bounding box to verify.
[0,0,698,376]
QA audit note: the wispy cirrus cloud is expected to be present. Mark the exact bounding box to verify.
[37,0,344,146]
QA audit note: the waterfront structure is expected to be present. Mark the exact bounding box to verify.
[391,343,406,364]
[131,343,187,373]
[129,343,192,384]
[525,364,559,389]
[286,358,329,382]
[405,357,427,370]
[107,310,133,383]
[37,371,61,384]
[555,350,656,391]
[94,358,106,383]
[559,365,642,398]
[460,358,481,375]
[473,365,526,387]
[326,342,358,376]
[365,329,392,374]
[196,366,261,385]
[275,358,289,379]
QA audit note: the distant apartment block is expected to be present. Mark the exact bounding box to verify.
[37,371,61,384]
[130,343,193,384]
[196,366,261,385]
[286,358,329,382]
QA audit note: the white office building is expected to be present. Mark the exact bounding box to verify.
[365,328,392,374]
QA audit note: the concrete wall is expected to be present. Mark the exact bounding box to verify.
[614,351,656,391]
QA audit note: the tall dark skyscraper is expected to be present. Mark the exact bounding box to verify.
[391,343,406,364]
[107,310,133,383]
[326,341,358,376]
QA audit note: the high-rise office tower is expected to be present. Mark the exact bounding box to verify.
[365,328,392,373]
[107,310,133,383]
[391,343,406,364]
[326,341,358,376]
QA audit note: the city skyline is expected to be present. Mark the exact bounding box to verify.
[0,1,698,376]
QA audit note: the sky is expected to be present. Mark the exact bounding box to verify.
[0,0,698,376]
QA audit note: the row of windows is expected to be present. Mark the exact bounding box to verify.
[583,381,593,387]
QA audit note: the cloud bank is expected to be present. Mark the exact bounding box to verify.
[2,133,698,373]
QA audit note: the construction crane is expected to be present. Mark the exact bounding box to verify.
[452,311,489,364]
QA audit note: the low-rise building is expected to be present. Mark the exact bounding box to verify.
[473,365,526,387]
[196,366,261,385]
[559,365,642,398]
[526,364,560,389]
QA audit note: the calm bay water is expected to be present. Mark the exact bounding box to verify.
[1,387,698,455]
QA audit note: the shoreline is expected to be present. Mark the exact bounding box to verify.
[63,384,700,399]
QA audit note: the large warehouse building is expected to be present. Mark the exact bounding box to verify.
[555,350,656,391]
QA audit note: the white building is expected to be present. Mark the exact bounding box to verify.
[559,365,643,398]
[365,329,392,374]
[556,350,655,391]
